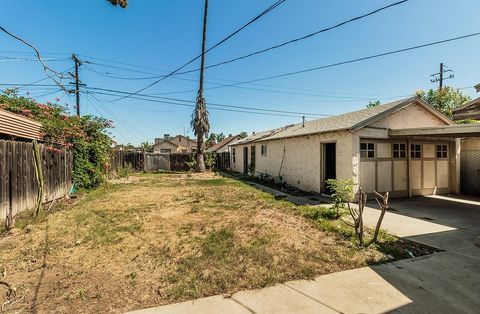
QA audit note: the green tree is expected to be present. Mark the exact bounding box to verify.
[140,141,154,152]
[239,132,248,138]
[416,87,471,118]
[205,133,217,149]
[366,100,380,108]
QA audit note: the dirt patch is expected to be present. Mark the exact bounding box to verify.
[0,172,412,313]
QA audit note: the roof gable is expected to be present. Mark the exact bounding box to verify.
[231,97,453,145]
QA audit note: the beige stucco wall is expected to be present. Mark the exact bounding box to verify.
[230,101,458,197]
[231,131,354,193]
[154,141,181,153]
[370,102,447,129]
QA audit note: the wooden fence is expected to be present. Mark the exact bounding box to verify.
[111,150,144,173]
[0,140,73,220]
[215,152,230,171]
[112,150,230,172]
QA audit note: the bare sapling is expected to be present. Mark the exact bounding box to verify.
[370,190,389,244]
[347,187,367,244]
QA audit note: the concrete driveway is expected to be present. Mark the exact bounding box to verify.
[362,195,480,313]
[130,195,480,314]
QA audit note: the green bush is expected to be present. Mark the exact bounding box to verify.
[326,179,353,209]
[0,89,112,189]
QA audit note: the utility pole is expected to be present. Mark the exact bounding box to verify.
[70,54,83,117]
[430,63,454,91]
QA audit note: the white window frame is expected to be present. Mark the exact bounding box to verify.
[232,148,236,163]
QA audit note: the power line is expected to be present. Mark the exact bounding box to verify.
[86,93,150,141]
[82,1,407,83]
[84,90,321,119]
[178,0,410,75]
[114,0,287,101]
[85,94,132,143]
[81,86,332,117]
[199,31,480,90]
[0,26,69,92]
[83,61,408,101]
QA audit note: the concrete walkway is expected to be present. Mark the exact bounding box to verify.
[129,196,480,314]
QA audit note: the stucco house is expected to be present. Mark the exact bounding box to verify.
[230,97,480,198]
[206,135,242,153]
[154,134,196,153]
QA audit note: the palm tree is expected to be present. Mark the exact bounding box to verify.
[107,0,127,8]
[191,0,210,172]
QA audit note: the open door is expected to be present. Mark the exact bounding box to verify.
[243,147,248,174]
[322,143,336,194]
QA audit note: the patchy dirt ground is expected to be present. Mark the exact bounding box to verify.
[1,172,404,313]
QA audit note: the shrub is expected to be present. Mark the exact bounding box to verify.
[326,179,353,216]
[0,89,113,189]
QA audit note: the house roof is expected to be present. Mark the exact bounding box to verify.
[231,97,453,145]
[0,108,43,140]
[475,83,480,92]
[206,135,240,153]
[452,97,480,121]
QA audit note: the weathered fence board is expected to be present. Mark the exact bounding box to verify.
[215,152,230,171]
[112,150,230,173]
[0,140,73,220]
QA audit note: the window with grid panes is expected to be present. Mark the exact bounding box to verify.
[410,144,421,158]
[436,144,448,158]
[360,142,375,158]
[393,143,406,158]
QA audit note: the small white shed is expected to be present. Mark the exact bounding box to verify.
[230,97,480,197]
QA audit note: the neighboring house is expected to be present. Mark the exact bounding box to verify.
[206,135,242,153]
[230,96,480,198]
[0,108,42,141]
[154,134,197,153]
[452,94,480,195]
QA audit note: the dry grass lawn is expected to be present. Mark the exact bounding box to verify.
[1,172,402,313]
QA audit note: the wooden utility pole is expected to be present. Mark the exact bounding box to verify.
[430,62,454,91]
[71,54,82,116]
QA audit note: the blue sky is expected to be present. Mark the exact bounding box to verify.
[1,0,479,145]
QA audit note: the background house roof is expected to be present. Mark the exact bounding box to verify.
[207,135,240,153]
[452,97,480,120]
[231,97,451,144]
[0,108,42,140]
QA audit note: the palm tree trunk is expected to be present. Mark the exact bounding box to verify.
[194,0,209,172]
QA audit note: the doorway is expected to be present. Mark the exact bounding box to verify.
[322,143,336,194]
[243,147,248,174]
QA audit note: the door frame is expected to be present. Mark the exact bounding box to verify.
[243,147,248,174]
[320,141,337,193]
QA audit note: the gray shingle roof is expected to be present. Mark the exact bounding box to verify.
[232,97,418,145]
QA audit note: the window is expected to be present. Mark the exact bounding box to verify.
[393,143,406,159]
[160,149,171,154]
[410,144,421,158]
[360,142,375,158]
[232,148,236,163]
[437,144,448,158]
[261,144,267,156]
